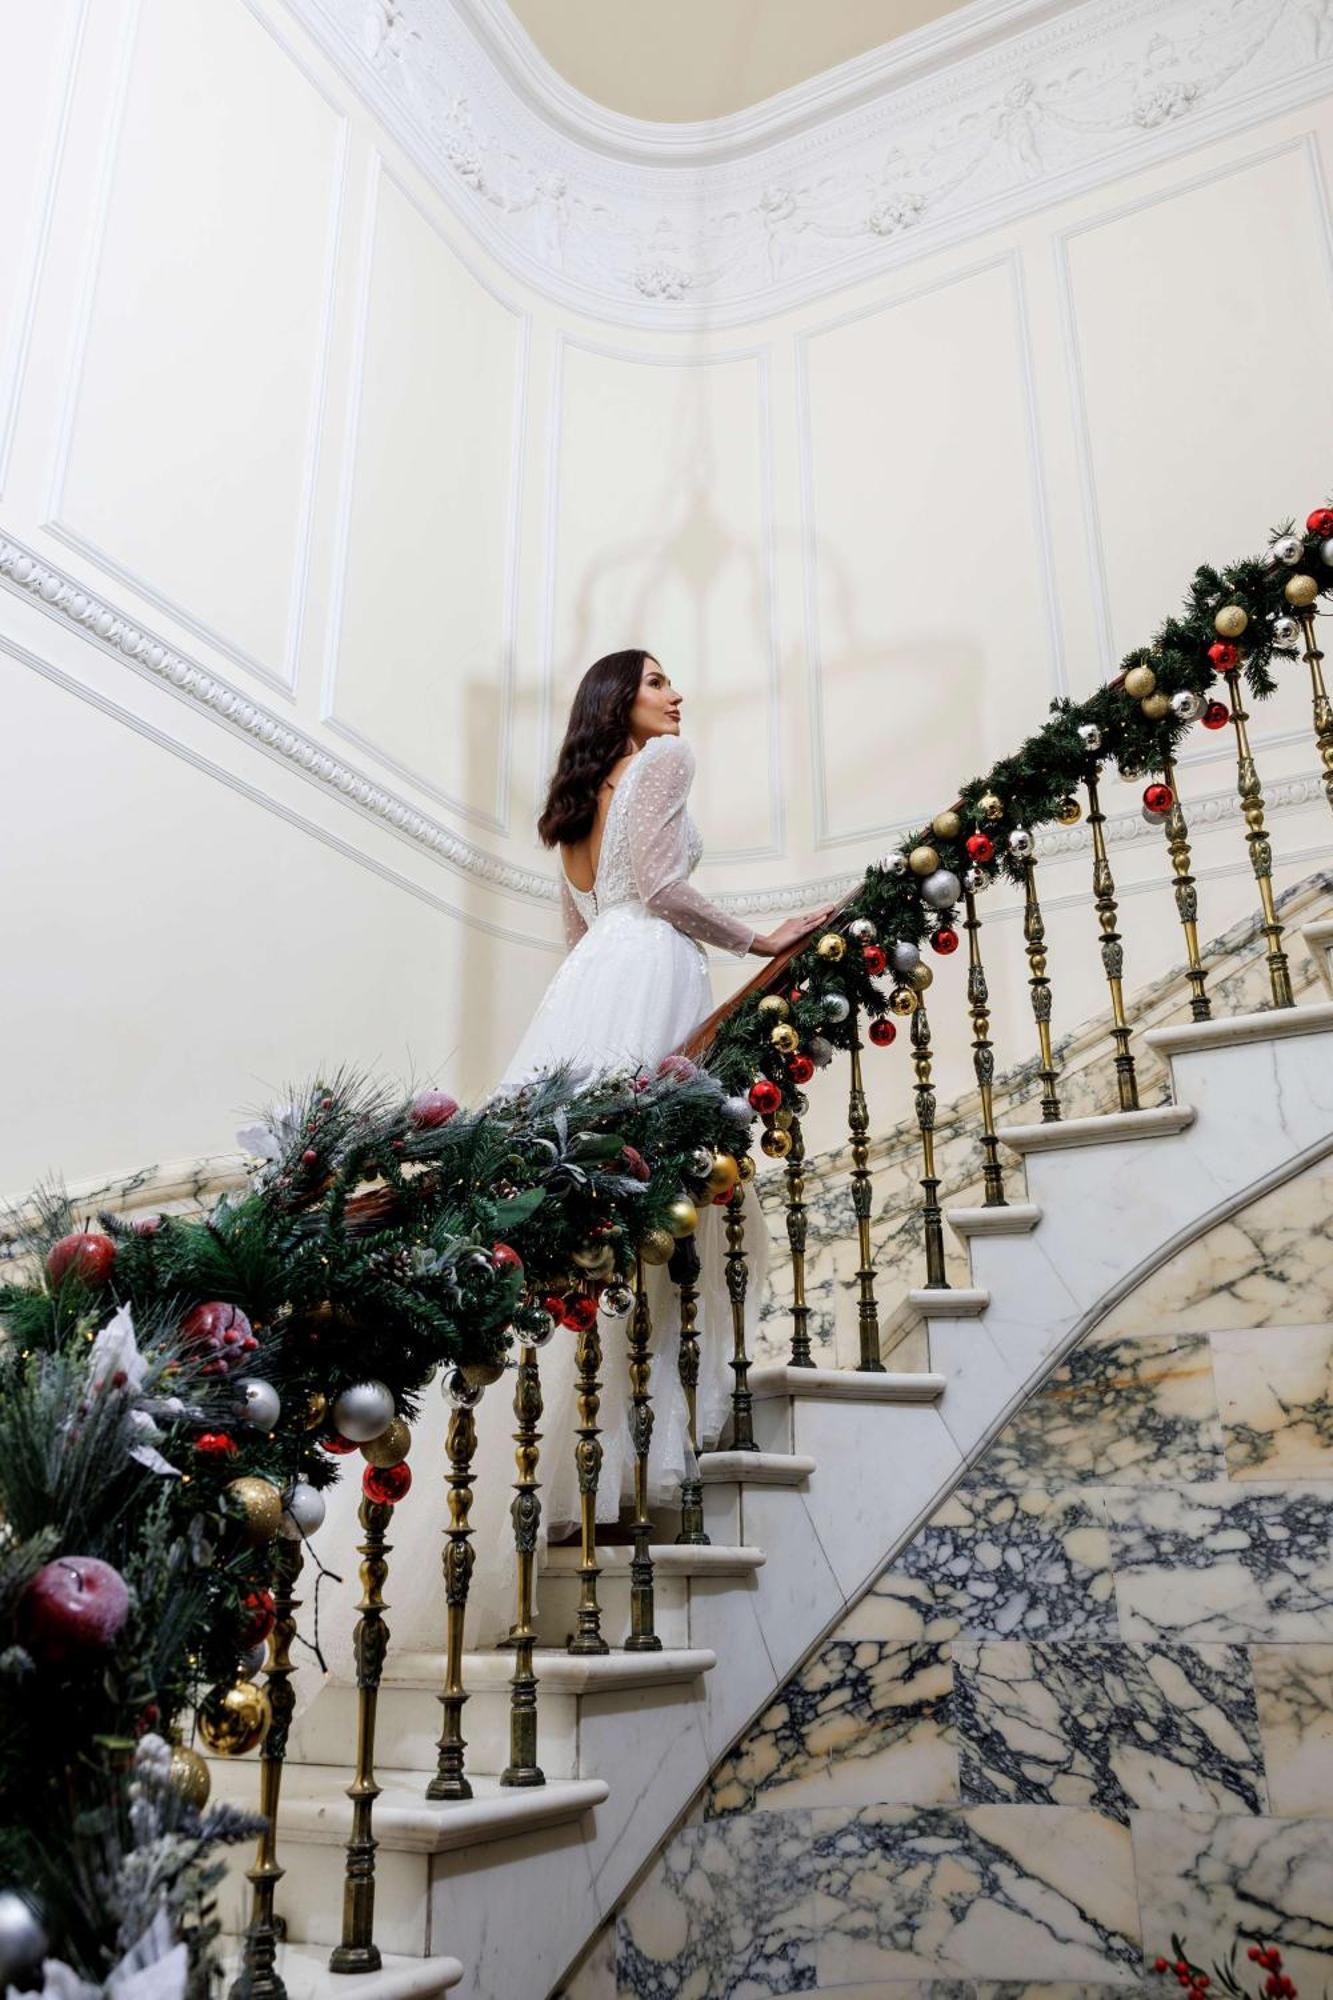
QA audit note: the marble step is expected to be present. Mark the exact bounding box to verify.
[747,1363,944,1402]
[997,1103,1195,1153]
[689,1448,817,1543]
[945,1201,1042,1237]
[696,1449,815,1484]
[534,1543,764,1650]
[220,1941,463,1997]
[210,1768,608,1956]
[1143,998,1333,1057]
[905,1288,988,1320]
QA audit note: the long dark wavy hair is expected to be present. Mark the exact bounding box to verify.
[537,648,653,848]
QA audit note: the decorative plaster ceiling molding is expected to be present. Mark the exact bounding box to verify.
[284,0,1333,328]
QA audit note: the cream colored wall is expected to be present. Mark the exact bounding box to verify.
[2,0,1331,1194]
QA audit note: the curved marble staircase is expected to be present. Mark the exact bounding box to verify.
[209,966,1333,1997]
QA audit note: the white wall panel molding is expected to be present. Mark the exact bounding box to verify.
[283,0,1333,328]
[43,0,350,701]
[319,152,531,834]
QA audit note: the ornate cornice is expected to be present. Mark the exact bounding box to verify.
[283,0,1333,327]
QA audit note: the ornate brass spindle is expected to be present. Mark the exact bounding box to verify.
[1085,767,1140,1110]
[723,1184,760,1436]
[568,1317,608,1655]
[910,1000,949,1288]
[502,1343,544,1787]
[962,888,1007,1206]
[624,1253,660,1652]
[427,1400,478,1800]
[1297,610,1333,815]
[1223,666,1294,1008]
[230,1537,303,2000]
[1160,755,1210,1022]
[329,1497,393,1975]
[1022,858,1062,1121]
[670,1233,708,1546]
[783,1115,813,1367]
[847,1005,884,1369]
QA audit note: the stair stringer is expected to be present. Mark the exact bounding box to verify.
[431,1010,1333,2000]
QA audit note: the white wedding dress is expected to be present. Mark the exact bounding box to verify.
[313,732,769,1664]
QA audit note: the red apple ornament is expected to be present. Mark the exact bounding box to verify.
[409,1090,459,1129]
[46,1232,116,1287]
[18,1556,131,1669]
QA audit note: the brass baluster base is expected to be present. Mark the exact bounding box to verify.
[1224,668,1293,1009]
[670,1233,709,1547]
[723,1187,762,1434]
[1022,859,1062,1122]
[569,1320,610,1654]
[624,1255,661,1652]
[1085,769,1140,1111]
[911,1003,950,1288]
[1298,611,1333,816]
[962,886,1007,1207]
[229,1538,303,2000]
[329,1495,394,1976]
[427,1402,478,1801]
[784,1115,814,1366]
[502,1343,544,1788]
[847,1011,885,1366]
[1161,756,1210,1023]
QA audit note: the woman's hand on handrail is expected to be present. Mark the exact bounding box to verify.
[751,904,840,958]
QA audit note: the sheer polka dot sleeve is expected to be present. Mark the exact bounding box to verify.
[559,875,588,952]
[625,736,756,957]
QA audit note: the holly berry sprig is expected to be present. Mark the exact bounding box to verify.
[1152,1934,1297,1999]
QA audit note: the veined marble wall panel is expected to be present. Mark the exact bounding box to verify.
[1059,138,1333,674]
[798,255,1056,849]
[545,340,781,863]
[322,163,526,833]
[47,0,346,692]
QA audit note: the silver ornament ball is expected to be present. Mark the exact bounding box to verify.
[921,869,961,911]
[1273,533,1303,565]
[234,1378,281,1433]
[686,1145,714,1179]
[848,916,878,943]
[963,867,987,895]
[1322,537,1333,569]
[1270,615,1299,647]
[441,1366,484,1409]
[722,1094,753,1126]
[239,1640,268,1678]
[1007,828,1034,859]
[888,939,920,976]
[807,1034,834,1067]
[332,1379,396,1443]
[599,1283,635,1320]
[791,1089,810,1115]
[0,1893,48,1984]
[523,1308,558,1349]
[880,851,908,877]
[280,1480,326,1541]
[1171,689,1204,721]
[1260,545,1280,572]
[822,992,850,1024]
[1077,722,1102,755]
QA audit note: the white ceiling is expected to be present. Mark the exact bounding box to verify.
[501,0,980,122]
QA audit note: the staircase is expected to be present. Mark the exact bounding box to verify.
[205,917,1333,1996]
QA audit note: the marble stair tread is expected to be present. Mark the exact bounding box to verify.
[220,1942,463,1996]
[945,1201,1042,1237]
[997,1103,1195,1153]
[747,1363,945,1401]
[385,1646,717,1693]
[1143,999,1333,1055]
[542,1542,765,1576]
[697,1449,815,1484]
[206,1761,608,1851]
[1304,921,1333,998]
[904,1287,988,1319]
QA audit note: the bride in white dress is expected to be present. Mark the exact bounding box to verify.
[316,650,830,1660]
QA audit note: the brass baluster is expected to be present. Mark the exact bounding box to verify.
[962,887,1007,1206]
[670,1233,708,1546]
[502,1343,544,1787]
[568,1315,608,1655]
[784,1115,813,1366]
[229,1537,302,2000]
[329,1497,393,1974]
[1085,767,1140,1110]
[910,1000,949,1287]
[1022,858,1062,1121]
[427,1395,478,1800]
[723,1184,760,1435]
[624,1253,660,1652]
[847,1004,884,1369]
[1223,666,1294,1008]
[1296,610,1333,815]
[1160,756,1210,1022]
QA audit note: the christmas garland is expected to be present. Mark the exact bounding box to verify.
[704,506,1333,1126]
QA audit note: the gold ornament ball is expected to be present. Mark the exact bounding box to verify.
[1214,604,1248,639]
[770,1022,799,1054]
[222,1476,283,1546]
[757,993,790,1020]
[664,1195,699,1238]
[760,1127,793,1159]
[908,844,939,877]
[815,932,846,962]
[889,987,919,1017]
[705,1152,740,1198]
[197,1674,271,1757]
[169,1741,212,1808]
[931,809,961,841]
[736,1154,757,1183]
[639,1226,676,1266]
[1054,795,1082,827]
[1285,574,1319,607]
[361,1416,412,1468]
[460,1356,507,1391]
[909,962,934,991]
[1124,663,1157,699]
[303,1390,329,1432]
[1140,692,1171,721]
[773,1106,794,1131]
[978,791,1004,823]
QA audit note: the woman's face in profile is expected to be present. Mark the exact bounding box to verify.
[628,658,682,745]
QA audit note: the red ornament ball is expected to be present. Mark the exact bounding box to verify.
[193,1432,239,1458]
[931,927,960,955]
[321,1432,360,1456]
[562,1296,599,1333]
[301,1148,318,1166]
[1208,641,1238,672]
[748,1077,783,1116]
[965,832,994,864]
[1307,507,1333,537]
[620,1145,651,1182]
[46,1231,117,1287]
[656,1053,698,1082]
[180,1301,257,1377]
[1143,782,1174,815]
[862,943,887,975]
[409,1090,459,1129]
[788,1053,815,1085]
[868,1018,897,1047]
[17,1556,131,1669]
[491,1241,523,1274]
[241,1588,276,1646]
[363,1461,413,1505]
[1202,700,1230,730]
